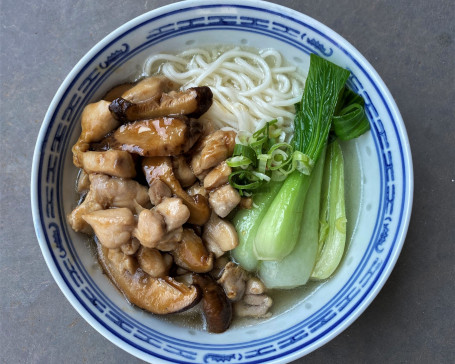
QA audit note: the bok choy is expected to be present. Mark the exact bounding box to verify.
[253,55,350,260]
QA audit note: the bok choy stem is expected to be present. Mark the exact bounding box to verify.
[311,140,346,279]
[253,55,350,261]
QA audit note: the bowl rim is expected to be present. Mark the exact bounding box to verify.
[31,0,414,362]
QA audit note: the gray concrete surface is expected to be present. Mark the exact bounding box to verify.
[1,0,454,363]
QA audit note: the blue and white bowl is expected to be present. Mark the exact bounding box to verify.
[31,1,413,362]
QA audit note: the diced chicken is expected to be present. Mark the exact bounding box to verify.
[79,150,136,178]
[133,209,166,248]
[137,247,173,278]
[202,213,239,258]
[120,238,140,256]
[154,197,190,231]
[234,294,273,318]
[187,182,208,198]
[209,184,241,218]
[76,169,90,193]
[106,248,138,275]
[72,100,120,167]
[217,262,249,302]
[67,192,103,233]
[82,208,135,249]
[191,130,236,177]
[203,161,231,190]
[148,179,172,206]
[210,256,230,280]
[89,174,149,211]
[142,157,210,225]
[155,227,183,251]
[173,156,196,187]
[245,277,266,295]
[121,76,178,104]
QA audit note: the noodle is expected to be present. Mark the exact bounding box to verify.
[142,46,305,137]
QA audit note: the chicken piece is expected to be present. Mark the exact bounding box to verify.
[234,295,273,318]
[142,157,210,225]
[89,174,149,211]
[72,100,120,167]
[121,76,178,104]
[109,86,213,121]
[202,213,239,258]
[82,208,135,249]
[133,209,166,248]
[190,130,236,177]
[137,247,173,278]
[172,229,213,273]
[106,248,138,275]
[203,161,231,190]
[210,256,230,280]
[99,245,200,314]
[187,182,208,198]
[79,150,136,178]
[76,169,90,193]
[209,184,241,218]
[155,227,183,251]
[148,179,172,206]
[97,117,202,157]
[245,277,266,295]
[154,197,190,231]
[173,156,196,187]
[217,262,249,302]
[120,238,140,256]
[103,82,134,102]
[67,191,103,234]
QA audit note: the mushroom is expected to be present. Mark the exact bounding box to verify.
[102,82,134,102]
[96,116,202,157]
[137,247,173,278]
[79,150,136,178]
[208,184,241,218]
[217,262,249,302]
[173,156,196,187]
[190,130,236,177]
[202,213,239,257]
[142,157,210,225]
[193,274,232,333]
[203,161,231,190]
[172,229,214,273]
[109,86,213,121]
[82,208,135,249]
[98,245,200,314]
[72,100,120,167]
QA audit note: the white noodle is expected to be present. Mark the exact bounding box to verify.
[143,46,306,135]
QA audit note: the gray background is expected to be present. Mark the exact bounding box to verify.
[1,0,454,362]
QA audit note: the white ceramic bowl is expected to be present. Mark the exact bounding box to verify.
[31,1,413,362]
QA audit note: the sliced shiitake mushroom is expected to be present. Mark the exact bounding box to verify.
[79,150,136,178]
[98,245,200,314]
[142,157,210,225]
[172,229,214,273]
[193,274,232,333]
[109,86,213,121]
[95,116,202,157]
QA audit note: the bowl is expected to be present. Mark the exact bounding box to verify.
[31,0,413,362]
